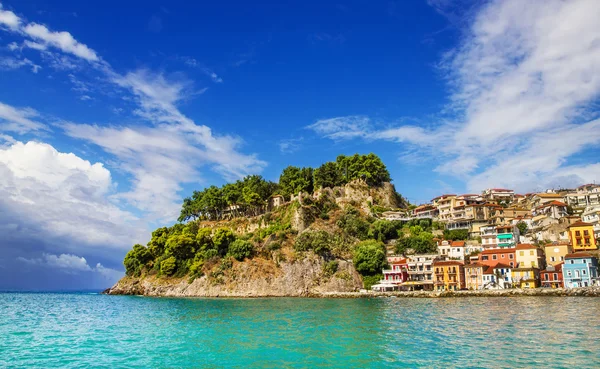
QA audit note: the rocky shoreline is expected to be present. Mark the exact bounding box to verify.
[104,281,600,298]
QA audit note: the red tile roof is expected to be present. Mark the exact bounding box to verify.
[492,263,512,269]
[565,252,595,259]
[480,248,516,255]
[567,221,593,228]
[516,244,537,250]
[451,241,466,247]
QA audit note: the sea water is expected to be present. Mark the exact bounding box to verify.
[1,293,599,368]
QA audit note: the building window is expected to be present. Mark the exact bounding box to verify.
[553,273,558,280]
[570,260,574,264]
[584,230,589,236]
[520,251,525,256]
[530,250,534,256]
[576,231,581,236]
[560,256,564,261]
[509,254,514,259]
[567,270,572,276]
[585,238,590,245]
[551,256,556,262]
[492,255,497,260]
[582,269,587,275]
[502,254,505,258]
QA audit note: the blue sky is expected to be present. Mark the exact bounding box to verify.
[1,0,599,290]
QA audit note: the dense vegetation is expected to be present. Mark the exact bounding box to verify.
[177,153,393,222]
[121,153,444,290]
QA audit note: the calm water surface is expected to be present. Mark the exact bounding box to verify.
[1,293,600,368]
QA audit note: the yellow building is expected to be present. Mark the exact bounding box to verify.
[515,244,544,269]
[543,243,573,266]
[512,267,540,289]
[567,221,598,251]
[433,261,465,291]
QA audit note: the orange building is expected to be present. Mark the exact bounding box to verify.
[478,248,516,268]
[567,221,598,251]
[433,261,465,291]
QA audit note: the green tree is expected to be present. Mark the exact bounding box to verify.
[313,161,344,189]
[148,227,170,258]
[369,220,398,242]
[336,153,391,186]
[516,221,528,235]
[227,239,254,261]
[279,166,314,199]
[443,229,469,241]
[165,234,196,260]
[160,256,177,276]
[352,240,388,275]
[337,208,370,240]
[213,228,236,256]
[123,244,153,277]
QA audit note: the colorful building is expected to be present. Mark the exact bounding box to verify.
[567,221,598,251]
[403,254,438,291]
[464,263,486,290]
[438,240,467,260]
[563,252,599,288]
[478,248,516,268]
[540,263,563,288]
[515,244,544,269]
[381,257,409,286]
[543,243,572,266]
[433,261,465,291]
[511,267,540,289]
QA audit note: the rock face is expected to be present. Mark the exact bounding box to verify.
[106,255,363,297]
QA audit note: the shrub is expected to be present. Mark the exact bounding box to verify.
[352,240,387,276]
[323,261,339,277]
[294,230,332,256]
[227,239,254,261]
[337,208,370,240]
[160,256,177,276]
[362,274,382,290]
[368,220,398,242]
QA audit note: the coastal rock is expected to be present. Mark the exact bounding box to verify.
[106,255,363,297]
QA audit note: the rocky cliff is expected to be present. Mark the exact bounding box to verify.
[105,255,363,297]
[107,180,404,298]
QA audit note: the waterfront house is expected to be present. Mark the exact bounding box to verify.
[492,263,513,288]
[381,257,409,286]
[567,221,598,251]
[480,225,520,249]
[511,267,540,289]
[464,263,487,290]
[402,254,438,291]
[478,248,516,268]
[543,243,572,266]
[540,263,563,288]
[515,244,544,269]
[563,252,599,288]
[433,261,465,291]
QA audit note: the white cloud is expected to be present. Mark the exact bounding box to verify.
[23,23,98,61]
[44,253,92,271]
[0,4,20,29]
[0,56,41,73]
[0,101,47,133]
[309,0,600,193]
[0,140,145,253]
[308,116,371,140]
[279,137,303,154]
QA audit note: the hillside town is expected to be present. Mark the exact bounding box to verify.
[373,184,600,291]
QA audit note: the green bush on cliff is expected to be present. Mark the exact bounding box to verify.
[352,240,387,276]
[227,239,254,261]
[294,230,332,256]
[368,219,397,242]
[337,208,370,240]
[124,244,153,277]
[160,256,177,276]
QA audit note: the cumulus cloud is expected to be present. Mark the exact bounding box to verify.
[309,0,600,193]
[0,4,20,29]
[0,141,146,255]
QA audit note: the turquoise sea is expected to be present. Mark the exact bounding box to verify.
[2,293,600,368]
